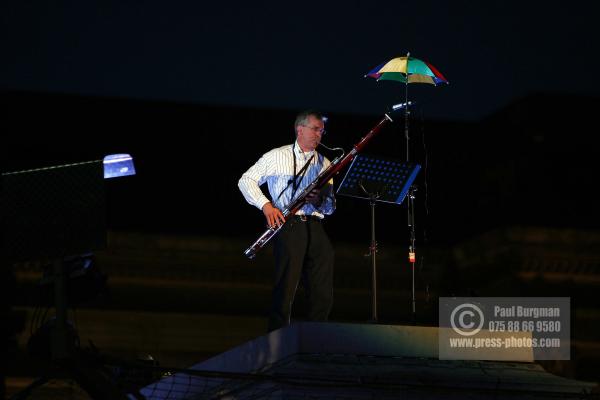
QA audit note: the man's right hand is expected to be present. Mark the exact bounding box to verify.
[262,202,286,228]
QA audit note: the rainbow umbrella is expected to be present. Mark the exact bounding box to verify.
[365,53,448,162]
[365,53,448,85]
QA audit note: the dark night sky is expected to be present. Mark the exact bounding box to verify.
[2,1,599,121]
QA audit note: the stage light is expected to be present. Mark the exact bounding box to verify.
[103,153,136,179]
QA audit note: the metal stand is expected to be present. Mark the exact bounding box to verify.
[360,185,381,322]
[337,154,421,322]
[3,160,131,400]
[51,258,72,360]
[366,52,447,324]
[402,98,419,324]
[408,186,417,322]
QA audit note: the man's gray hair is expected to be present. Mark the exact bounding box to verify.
[294,110,324,134]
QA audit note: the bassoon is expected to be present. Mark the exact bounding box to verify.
[244,112,394,259]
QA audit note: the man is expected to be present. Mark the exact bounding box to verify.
[238,110,335,332]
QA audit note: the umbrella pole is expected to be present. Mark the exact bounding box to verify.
[404,79,418,324]
[404,81,409,162]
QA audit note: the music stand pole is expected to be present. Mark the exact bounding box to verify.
[369,195,379,323]
[359,182,379,322]
[370,197,378,322]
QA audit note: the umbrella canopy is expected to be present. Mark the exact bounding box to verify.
[366,55,448,85]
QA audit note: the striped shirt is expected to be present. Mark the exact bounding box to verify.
[238,141,335,218]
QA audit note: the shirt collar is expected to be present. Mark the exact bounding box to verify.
[294,140,315,160]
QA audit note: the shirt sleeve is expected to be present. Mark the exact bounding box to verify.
[238,150,273,211]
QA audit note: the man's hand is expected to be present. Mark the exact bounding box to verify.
[262,202,286,228]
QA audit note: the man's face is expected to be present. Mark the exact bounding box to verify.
[297,116,324,152]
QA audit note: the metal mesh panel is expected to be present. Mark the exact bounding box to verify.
[2,160,107,263]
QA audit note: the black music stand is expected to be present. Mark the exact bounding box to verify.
[337,154,420,322]
[2,158,134,400]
